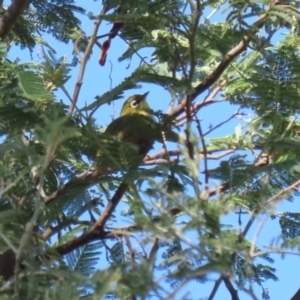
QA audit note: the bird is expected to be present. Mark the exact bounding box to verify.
[95,92,159,170]
[105,91,155,155]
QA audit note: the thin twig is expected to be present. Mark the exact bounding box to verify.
[143,158,180,165]
[280,112,297,139]
[0,232,17,253]
[195,115,208,185]
[176,80,227,124]
[148,238,159,263]
[68,4,109,115]
[242,179,300,239]
[207,149,236,159]
[61,84,86,119]
[102,240,113,264]
[124,235,135,264]
[204,110,242,136]
[73,34,85,59]
[169,27,188,79]
[118,34,158,73]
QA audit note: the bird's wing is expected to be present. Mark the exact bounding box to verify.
[106,114,180,143]
[105,114,159,142]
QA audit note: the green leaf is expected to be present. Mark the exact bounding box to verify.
[18,71,54,102]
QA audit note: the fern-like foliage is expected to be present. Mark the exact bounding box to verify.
[0,0,300,299]
[66,240,102,276]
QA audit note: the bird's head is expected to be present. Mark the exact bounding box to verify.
[120,92,150,116]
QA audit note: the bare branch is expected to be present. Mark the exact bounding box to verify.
[143,158,180,165]
[94,182,129,228]
[56,230,117,255]
[223,276,240,300]
[291,287,300,300]
[53,183,129,254]
[68,4,109,115]
[0,0,31,39]
[41,219,95,241]
[208,277,222,300]
[207,149,236,160]
[176,80,227,125]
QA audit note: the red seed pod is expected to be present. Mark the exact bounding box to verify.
[99,39,111,66]
[109,22,124,39]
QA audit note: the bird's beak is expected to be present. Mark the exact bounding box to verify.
[137,91,149,104]
[142,91,149,98]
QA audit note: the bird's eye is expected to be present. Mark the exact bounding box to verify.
[131,100,138,108]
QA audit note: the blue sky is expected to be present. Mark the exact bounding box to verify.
[6,1,300,299]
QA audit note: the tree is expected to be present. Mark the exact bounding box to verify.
[0,0,299,299]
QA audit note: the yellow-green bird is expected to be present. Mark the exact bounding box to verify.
[96,92,160,170]
[105,91,155,157]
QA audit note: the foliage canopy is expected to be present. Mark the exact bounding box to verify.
[0,0,300,299]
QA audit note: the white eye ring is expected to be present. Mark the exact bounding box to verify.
[131,100,138,108]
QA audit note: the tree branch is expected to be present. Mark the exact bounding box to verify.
[56,230,116,255]
[223,276,239,300]
[68,4,109,114]
[55,182,129,255]
[291,287,300,300]
[93,182,129,228]
[169,1,280,118]
[176,80,227,125]
[0,0,31,39]
[41,219,95,241]
[43,170,101,205]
